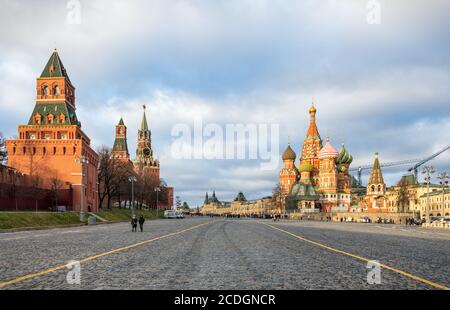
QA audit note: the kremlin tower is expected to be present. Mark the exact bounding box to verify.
[112,118,131,163]
[134,105,160,181]
[5,49,99,211]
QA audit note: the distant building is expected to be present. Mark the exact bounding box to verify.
[201,191,274,216]
[419,189,450,218]
[363,152,388,212]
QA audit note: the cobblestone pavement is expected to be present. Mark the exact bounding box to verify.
[0,218,449,290]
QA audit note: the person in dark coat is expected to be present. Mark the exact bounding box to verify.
[131,215,138,232]
[138,215,145,232]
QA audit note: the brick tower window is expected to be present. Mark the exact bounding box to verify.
[53,84,60,95]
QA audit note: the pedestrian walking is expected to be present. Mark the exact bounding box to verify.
[131,215,138,232]
[138,215,145,232]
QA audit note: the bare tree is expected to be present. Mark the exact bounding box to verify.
[396,177,412,213]
[272,183,282,213]
[50,175,64,210]
[97,147,115,209]
[0,132,7,166]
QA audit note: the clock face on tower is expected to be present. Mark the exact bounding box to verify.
[143,147,151,156]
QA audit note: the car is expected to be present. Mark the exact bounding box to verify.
[175,211,185,219]
[358,216,370,223]
[164,210,177,219]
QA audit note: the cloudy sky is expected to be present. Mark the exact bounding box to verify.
[1,0,449,206]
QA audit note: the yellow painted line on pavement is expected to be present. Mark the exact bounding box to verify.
[0,220,216,288]
[261,222,450,290]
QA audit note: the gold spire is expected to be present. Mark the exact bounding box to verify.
[306,101,319,137]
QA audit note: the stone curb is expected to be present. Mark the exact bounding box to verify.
[0,217,164,233]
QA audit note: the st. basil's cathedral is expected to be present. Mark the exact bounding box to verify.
[280,103,355,213]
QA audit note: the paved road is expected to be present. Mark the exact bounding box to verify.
[0,218,449,290]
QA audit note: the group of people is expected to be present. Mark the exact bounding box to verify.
[131,215,146,232]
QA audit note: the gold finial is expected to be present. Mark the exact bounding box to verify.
[53,48,58,53]
[309,97,317,114]
[143,104,146,110]
[288,135,291,145]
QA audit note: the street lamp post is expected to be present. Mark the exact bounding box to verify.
[128,176,137,217]
[154,187,161,215]
[437,172,449,216]
[422,165,435,223]
[75,155,89,222]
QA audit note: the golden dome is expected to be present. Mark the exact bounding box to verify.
[309,103,317,114]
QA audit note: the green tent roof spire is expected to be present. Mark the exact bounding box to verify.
[118,117,125,125]
[140,105,149,131]
[40,49,71,82]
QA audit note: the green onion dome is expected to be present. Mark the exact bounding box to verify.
[337,144,353,165]
[282,144,297,161]
[298,161,314,173]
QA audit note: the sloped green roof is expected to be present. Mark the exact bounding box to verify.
[118,117,125,125]
[288,182,320,200]
[113,137,129,153]
[398,174,418,186]
[40,50,71,82]
[140,110,149,131]
[234,192,247,202]
[28,103,80,126]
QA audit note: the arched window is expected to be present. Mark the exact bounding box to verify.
[34,113,42,124]
[32,147,36,155]
[53,84,60,95]
[43,147,46,155]
[47,113,54,124]
[23,147,26,154]
[378,185,382,192]
[371,185,375,192]
[59,113,65,124]
[13,147,16,155]
[63,147,66,155]
[53,147,56,155]
[42,85,49,96]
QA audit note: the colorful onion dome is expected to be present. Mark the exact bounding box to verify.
[298,161,314,173]
[282,144,297,161]
[337,144,353,165]
[318,137,338,159]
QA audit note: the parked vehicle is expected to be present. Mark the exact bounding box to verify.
[175,210,185,219]
[358,216,370,223]
[164,210,177,219]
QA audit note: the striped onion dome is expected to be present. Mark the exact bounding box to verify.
[337,144,353,165]
[318,137,338,159]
